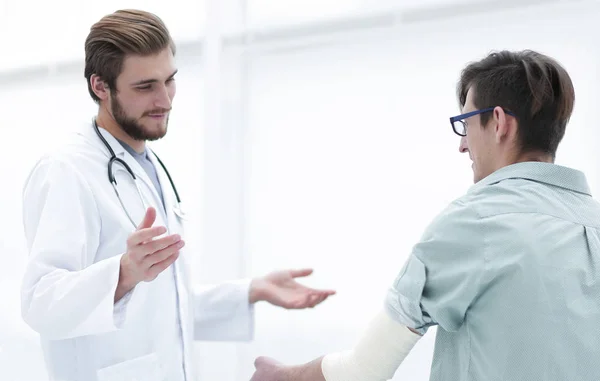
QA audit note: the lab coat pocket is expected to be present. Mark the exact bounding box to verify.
[97,352,163,381]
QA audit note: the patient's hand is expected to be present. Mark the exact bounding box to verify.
[250,356,284,381]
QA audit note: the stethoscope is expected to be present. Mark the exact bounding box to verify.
[93,118,186,226]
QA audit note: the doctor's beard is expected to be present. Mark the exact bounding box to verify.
[110,93,170,142]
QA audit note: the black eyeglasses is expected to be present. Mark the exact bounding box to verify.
[449,107,516,137]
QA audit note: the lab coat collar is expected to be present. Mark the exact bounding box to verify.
[79,118,128,158]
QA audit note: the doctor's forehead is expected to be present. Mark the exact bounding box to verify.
[118,48,177,83]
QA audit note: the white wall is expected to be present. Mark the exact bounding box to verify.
[0,1,207,71]
[231,2,600,380]
[2,1,600,381]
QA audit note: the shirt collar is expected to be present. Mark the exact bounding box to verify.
[468,162,592,196]
[116,138,149,160]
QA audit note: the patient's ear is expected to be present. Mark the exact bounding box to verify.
[493,106,514,144]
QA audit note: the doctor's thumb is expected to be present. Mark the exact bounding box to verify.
[137,207,157,230]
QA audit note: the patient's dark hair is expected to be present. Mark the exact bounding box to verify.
[458,50,575,158]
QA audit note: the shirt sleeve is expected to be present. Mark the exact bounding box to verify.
[385,200,486,334]
[192,279,255,341]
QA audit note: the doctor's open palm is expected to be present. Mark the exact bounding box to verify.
[253,269,336,309]
[115,206,184,302]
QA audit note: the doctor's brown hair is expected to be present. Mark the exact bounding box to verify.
[84,9,176,102]
[457,50,575,158]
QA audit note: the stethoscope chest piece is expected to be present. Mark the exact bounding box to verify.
[173,202,188,220]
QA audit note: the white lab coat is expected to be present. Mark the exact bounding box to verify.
[20,122,254,381]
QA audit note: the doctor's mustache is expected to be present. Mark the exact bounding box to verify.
[143,108,172,116]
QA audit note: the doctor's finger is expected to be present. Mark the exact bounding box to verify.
[128,226,167,246]
[305,293,322,308]
[311,293,330,306]
[146,250,180,280]
[144,239,185,266]
[289,268,313,278]
[137,206,157,230]
[137,234,182,256]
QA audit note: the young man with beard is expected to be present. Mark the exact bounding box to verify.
[20,9,335,381]
[250,50,600,381]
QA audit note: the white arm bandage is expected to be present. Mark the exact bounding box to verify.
[321,309,422,381]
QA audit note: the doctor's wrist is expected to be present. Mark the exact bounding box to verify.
[249,277,267,304]
[115,256,139,303]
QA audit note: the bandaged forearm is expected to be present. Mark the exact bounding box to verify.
[321,309,422,381]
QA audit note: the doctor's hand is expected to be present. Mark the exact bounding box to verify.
[249,269,336,309]
[115,207,185,302]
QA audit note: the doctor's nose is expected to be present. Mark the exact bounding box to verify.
[154,85,173,109]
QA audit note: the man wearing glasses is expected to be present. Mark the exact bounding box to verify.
[250,49,600,381]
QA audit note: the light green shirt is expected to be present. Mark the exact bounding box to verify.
[386,162,600,381]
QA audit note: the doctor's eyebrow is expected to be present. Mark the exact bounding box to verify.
[131,69,178,87]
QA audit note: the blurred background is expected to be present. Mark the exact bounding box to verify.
[1,0,599,380]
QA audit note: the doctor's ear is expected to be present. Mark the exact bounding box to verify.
[90,74,111,101]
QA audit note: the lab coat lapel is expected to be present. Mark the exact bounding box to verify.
[146,147,191,281]
[146,147,182,234]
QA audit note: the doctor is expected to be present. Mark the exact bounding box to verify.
[20,9,335,381]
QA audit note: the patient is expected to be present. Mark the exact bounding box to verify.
[250,49,600,381]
